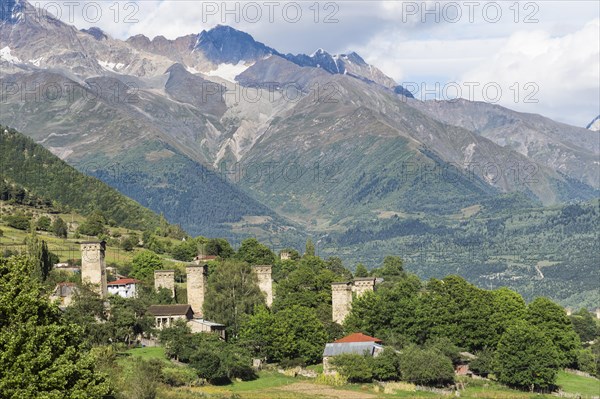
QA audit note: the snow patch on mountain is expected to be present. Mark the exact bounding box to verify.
[463,142,476,164]
[98,60,126,72]
[29,56,44,66]
[206,61,252,82]
[0,46,21,63]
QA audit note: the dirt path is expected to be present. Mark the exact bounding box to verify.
[276,382,377,399]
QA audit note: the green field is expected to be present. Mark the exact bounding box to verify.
[557,371,600,398]
[0,201,186,269]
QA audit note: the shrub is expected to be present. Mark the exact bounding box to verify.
[330,354,373,383]
[399,346,454,387]
[36,216,51,231]
[575,348,596,375]
[162,366,199,387]
[315,373,348,386]
[372,348,401,381]
[4,213,30,230]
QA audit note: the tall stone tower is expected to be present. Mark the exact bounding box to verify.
[331,282,353,324]
[186,265,207,317]
[252,265,273,307]
[154,270,175,298]
[81,241,107,298]
[352,277,376,297]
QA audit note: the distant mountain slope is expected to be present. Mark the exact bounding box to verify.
[409,99,600,189]
[0,0,597,240]
[0,125,164,230]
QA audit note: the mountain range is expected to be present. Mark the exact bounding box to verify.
[1,0,598,307]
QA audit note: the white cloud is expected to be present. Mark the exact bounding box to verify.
[461,19,600,125]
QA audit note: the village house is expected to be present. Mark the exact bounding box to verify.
[49,282,78,308]
[148,304,195,329]
[322,333,384,374]
[147,304,226,339]
[107,278,141,298]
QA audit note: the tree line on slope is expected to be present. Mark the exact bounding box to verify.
[0,125,168,232]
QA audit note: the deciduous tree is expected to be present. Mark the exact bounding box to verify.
[0,256,112,398]
[203,260,264,336]
[495,320,560,390]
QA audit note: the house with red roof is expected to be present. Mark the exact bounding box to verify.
[107,278,141,298]
[323,333,385,374]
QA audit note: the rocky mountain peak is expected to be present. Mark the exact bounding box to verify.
[194,24,278,64]
[0,0,24,24]
[81,27,107,41]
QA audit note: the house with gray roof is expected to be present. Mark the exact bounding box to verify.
[322,333,384,374]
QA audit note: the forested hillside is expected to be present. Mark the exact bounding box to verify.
[0,125,169,231]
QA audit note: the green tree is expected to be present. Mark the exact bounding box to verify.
[274,256,338,324]
[399,345,454,386]
[325,257,352,279]
[380,256,404,277]
[25,227,53,282]
[4,212,30,230]
[570,309,599,343]
[371,347,402,381]
[77,211,107,237]
[488,287,526,348]
[36,215,51,231]
[240,305,329,365]
[203,260,265,336]
[495,320,560,391]
[470,348,495,377]
[107,295,154,345]
[354,263,369,278]
[159,320,194,362]
[236,238,275,265]
[130,251,163,281]
[63,285,111,346]
[205,238,234,258]
[344,274,421,345]
[171,239,197,261]
[0,256,112,398]
[305,238,315,257]
[51,216,68,238]
[527,297,581,367]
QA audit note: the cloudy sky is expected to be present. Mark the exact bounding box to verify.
[37,0,600,126]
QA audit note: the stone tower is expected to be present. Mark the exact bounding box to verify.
[252,265,273,307]
[352,277,376,297]
[81,241,107,298]
[154,270,175,298]
[331,282,353,324]
[186,265,207,317]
